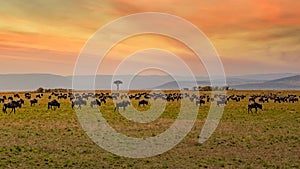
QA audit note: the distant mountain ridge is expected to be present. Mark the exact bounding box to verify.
[268,75,300,84]
[231,73,297,81]
[232,75,300,90]
[0,74,72,91]
[0,73,299,91]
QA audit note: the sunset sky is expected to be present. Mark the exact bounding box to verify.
[0,0,299,76]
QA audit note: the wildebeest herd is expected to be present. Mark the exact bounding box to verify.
[0,91,299,114]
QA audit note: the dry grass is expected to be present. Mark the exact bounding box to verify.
[0,90,299,168]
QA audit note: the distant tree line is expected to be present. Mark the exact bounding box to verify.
[35,87,72,93]
[192,86,230,91]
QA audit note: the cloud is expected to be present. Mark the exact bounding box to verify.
[0,0,299,75]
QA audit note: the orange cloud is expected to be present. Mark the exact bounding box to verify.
[0,0,299,75]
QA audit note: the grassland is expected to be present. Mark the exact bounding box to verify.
[0,90,299,168]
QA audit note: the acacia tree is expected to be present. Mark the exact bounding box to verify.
[113,80,123,91]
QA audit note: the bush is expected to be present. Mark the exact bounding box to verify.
[36,87,44,93]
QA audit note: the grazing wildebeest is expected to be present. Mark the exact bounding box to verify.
[288,97,298,103]
[71,99,87,109]
[18,99,24,105]
[248,102,263,114]
[206,96,210,103]
[30,99,38,106]
[231,97,241,102]
[25,93,31,99]
[25,94,31,99]
[90,99,101,107]
[58,95,67,99]
[217,100,227,106]
[100,98,107,104]
[114,100,130,111]
[144,94,151,99]
[189,97,195,102]
[0,98,4,103]
[249,97,255,102]
[258,97,268,103]
[196,99,205,106]
[274,97,282,103]
[48,100,60,110]
[138,99,149,106]
[2,101,22,114]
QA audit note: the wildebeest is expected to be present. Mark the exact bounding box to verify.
[274,96,289,103]
[231,97,241,102]
[30,99,38,106]
[274,97,282,103]
[100,98,107,104]
[25,93,31,99]
[114,100,130,111]
[217,100,227,106]
[288,96,298,103]
[248,102,263,113]
[58,94,67,99]
[196,99,205,106]
[144,94,151,99]
[19,99,24,105]
[2,101,22,114]
[90,99,101,107]
[258,97,268,103]
[249,97,255,102]
[71,99,87,109]
[48,100,60,110]
[138,99,149,106]
[0,98,4,103]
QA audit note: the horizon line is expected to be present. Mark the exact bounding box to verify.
[0,72,298,77]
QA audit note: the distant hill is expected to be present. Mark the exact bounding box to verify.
[0,73,299,91]
[232,75,300,90]
[0,74,72,91]
[153,75,300,90]
[0,74,176,91]
[268,75,300,84]
[232,73,298,81]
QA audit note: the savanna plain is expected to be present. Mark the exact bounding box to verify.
[0,90,299,168]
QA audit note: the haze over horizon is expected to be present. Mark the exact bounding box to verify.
[0,72,298,77]
[0,0,299,76]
